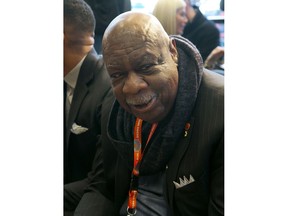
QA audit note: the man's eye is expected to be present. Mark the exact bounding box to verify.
[139,64,153,71]
[110,72,124,80]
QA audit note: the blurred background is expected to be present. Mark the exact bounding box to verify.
[131,0,224,46]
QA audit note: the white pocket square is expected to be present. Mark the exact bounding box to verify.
[173,174,195,189]
[70,123,88,135]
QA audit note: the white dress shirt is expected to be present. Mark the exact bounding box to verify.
[64,56,86,104]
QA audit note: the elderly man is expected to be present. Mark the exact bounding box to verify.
[74,11,224,216]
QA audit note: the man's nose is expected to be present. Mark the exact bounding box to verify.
[122,71,148,94]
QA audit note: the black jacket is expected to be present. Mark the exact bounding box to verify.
[64,49,112,184]
[84,0,131,35]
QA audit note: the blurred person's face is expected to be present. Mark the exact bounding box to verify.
[64,24,94,76]
[103,31,179,123]
[176,7,188,35]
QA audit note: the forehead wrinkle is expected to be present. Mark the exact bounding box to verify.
[104,32,144,55]
[105,35,156,61]
[119,21,163,48]
[106,50,154,72]
[105,38,164,71]
[105,55,125,70]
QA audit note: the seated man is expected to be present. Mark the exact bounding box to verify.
[73,11,224,216]
[63,0,113,214]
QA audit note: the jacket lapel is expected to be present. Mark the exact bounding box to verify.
[65,51,95,147]
[166,117,195,212]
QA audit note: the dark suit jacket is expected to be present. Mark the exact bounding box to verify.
[64,48,112,184]
[84,0,131,35]
[76,69,224,216]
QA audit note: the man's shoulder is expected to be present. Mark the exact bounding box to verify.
[80,51,111,92]
[200,69,224,96]
[85,49,105,69]
[82,51,108,79]
[192,69,224,126]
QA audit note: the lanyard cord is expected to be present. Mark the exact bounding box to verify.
[127,118,158,216]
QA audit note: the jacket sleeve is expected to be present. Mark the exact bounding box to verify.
[208,135,224,216]
[73,135,117,216]
[74,90,117,216]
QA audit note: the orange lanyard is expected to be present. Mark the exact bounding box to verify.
[127,118,158,215]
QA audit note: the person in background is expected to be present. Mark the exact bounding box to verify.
[152,0,188,35]
[204,0,224,73]
[84,0,131,54]
[73,11,224,216]
[63,0,113,214]
[182,0,220,62]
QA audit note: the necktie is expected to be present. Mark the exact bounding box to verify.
[65,82,73,124]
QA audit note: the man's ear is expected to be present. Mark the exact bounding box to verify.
[169,39,178,64]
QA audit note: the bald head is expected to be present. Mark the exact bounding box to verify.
[102,11,170,57]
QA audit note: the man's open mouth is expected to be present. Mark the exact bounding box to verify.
[127,95,157,113]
